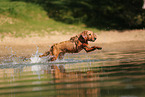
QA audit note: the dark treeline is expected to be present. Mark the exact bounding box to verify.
[11,0,145,30]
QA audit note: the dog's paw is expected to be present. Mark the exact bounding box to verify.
[97,46,102,50]
[39,55,43,57]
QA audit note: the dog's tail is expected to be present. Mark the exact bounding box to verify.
[39,51,50,57]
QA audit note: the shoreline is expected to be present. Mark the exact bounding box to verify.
[0,30,145,57]
[0,29,145,45]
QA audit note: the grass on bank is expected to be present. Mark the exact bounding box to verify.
[0,0,100,38]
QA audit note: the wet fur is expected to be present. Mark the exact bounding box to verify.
[39,30,102,61]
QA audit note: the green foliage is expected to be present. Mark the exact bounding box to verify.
[11,0,145,29]
[0,1,47,20]
[0,0,144,37]
[0,0,99,37]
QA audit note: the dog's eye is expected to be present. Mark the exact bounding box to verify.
[89,34,91,35]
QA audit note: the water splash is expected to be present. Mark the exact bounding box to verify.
[30,46,44,63]
[29,46,54,63]
[1,45,65,65]
[30,55,42,63]
[3,47,19,64]
[1,45,104,65]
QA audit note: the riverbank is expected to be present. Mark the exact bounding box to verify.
[0,30,145,57]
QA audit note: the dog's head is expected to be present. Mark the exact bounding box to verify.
[80,30,97,42]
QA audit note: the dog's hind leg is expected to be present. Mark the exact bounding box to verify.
[50,53,59,61]
[58,52,65,60]
[39,51,50,57]
[49,47,60,61]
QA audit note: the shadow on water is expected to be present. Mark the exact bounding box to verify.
[0,49,145,97]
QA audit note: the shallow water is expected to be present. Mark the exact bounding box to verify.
[0,49,145,97]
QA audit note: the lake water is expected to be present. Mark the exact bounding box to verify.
[0,48,145,97]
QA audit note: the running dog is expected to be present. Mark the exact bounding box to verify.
[39,30,102,61]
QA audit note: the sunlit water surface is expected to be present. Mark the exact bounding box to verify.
[0,48,145,97]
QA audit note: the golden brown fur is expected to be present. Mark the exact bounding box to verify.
[39,30,102,61]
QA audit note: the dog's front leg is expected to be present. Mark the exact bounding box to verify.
[95,46,102,50]
[83,43,102,52]
[83,46,97,52]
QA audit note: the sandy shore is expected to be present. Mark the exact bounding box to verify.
[0,30,145,57]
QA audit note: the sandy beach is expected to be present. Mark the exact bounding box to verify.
[0,30,145,57]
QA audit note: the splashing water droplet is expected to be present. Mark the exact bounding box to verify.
[30,55,42,63]
[29,46,52,63]
[30,46,42,63]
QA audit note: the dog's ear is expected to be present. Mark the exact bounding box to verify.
[81,30,88,42]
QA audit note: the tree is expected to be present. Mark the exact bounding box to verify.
[11,0,145,29]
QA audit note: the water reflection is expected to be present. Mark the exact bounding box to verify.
[0,50,145,97]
